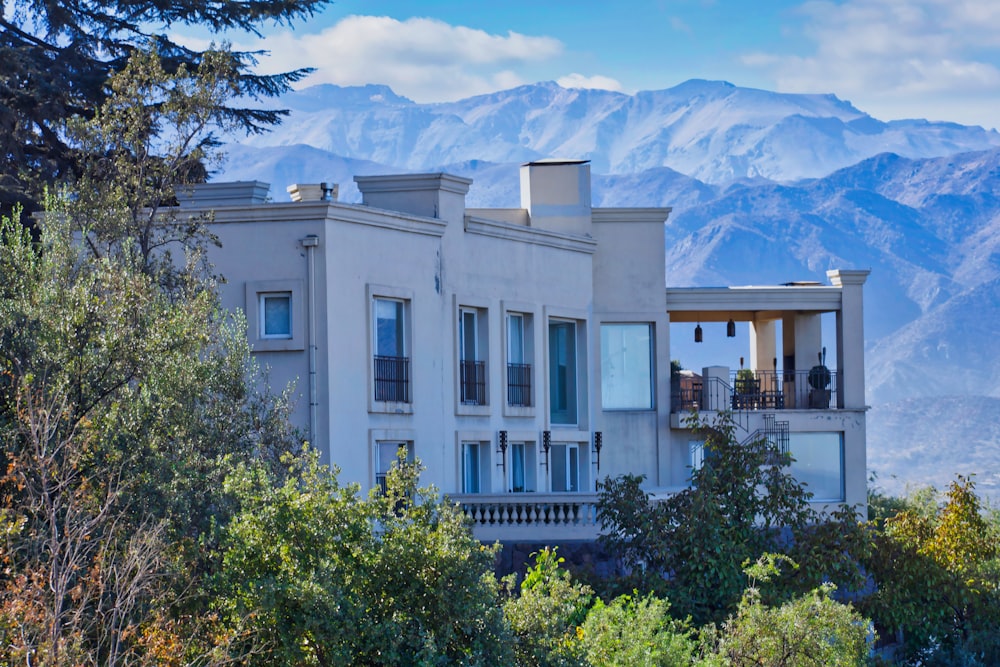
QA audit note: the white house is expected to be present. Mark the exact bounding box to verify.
[181,159,869,541]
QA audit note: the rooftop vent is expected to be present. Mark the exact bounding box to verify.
[287,183,338,202]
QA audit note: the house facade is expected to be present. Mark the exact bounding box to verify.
[183,160,869,541]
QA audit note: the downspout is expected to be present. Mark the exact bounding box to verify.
[301,235,320,446]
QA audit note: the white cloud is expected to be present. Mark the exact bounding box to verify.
[556,73,624,92]
[185,15,564,102]
[742,0,1000,125]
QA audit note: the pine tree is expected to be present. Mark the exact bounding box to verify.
[0,0,329,213]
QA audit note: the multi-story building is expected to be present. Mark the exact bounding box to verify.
[183,159,869,541]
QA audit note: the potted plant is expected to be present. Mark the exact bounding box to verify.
[807,348,831,408]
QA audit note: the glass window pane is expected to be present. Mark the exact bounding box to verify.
[376,298,404,357]
[601,323,653,409]
[511,443,525,492]
[549,321,577,424]
[463,443,480,493]
[568,445,579,492]
[508,314,524,364]
[462,310,477,361]
[261,293,291,337]
[789,433,844,502]
[551,444,567,492]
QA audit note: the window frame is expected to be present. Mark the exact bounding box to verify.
[368,284,414,413]
[503,303,536,417]
[245,280,305,352]
[259,291,293,340]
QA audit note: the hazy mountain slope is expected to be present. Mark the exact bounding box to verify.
[868,396,1000,500]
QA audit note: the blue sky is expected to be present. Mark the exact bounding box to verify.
[175,0,1000,129]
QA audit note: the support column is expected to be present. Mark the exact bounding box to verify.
[827,270,870,409]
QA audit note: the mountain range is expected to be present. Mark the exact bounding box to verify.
[217,79,1000,501]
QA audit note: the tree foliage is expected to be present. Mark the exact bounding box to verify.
[215,450,513,666]
[701,555,871,667]
[0,0,329,212]
[596,412,821,624]
[861,476,1000,665]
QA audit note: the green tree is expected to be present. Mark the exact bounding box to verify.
[0,0,328,213]
[861,476,1000,665]
[216,450,512,666]
[580,593,694,667]
[597,412,817,625]
[503,548,593,667]
[704,555,871,667]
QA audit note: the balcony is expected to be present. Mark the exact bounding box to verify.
[374,355,410,403]
[671,369,839,413]
[460,359,487,405]
[451,492,599,541]
[507,362,532,407]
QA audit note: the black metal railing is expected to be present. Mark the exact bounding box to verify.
[460,360,486,405]
[670,369,839,413]
[374,355,410,402]
[507,362,532,407]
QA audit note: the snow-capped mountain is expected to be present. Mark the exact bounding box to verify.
[217,80,1000,499]
[236,79,1000,184]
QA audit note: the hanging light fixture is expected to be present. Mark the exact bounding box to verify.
[727,318,736,338]
[694,323,703,343]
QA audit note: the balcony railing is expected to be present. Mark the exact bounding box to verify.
[670,369,839,413]
[507,362,532,407]
[451,492,599,540]
[460,359,487,405]
[374,355,410,403]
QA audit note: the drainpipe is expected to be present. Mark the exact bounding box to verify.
[300,235,320,446]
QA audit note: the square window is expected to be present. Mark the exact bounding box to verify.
[260,292,292,339]
[601,323,654,410]
[789,433,844,502]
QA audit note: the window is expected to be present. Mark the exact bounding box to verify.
[461,442,491,493]
[601,323,653,409]
[509,442,537,493]
[459,308,487,405]
[789,432,844,502]
[548,320,577,424]
[373,297,409,403]
[375,441,413,494]
[689,440,705,473]
[259,292,292,339]
[550,443,580,492]
[507,313,532,407]
[245,280,304,352]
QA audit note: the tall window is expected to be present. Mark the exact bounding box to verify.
[374,297,409,402]
[375,441,413,494]
[459,308,486,405]
[548,320,577,424]
[601,323,654,409]
[550,443,580,492]
[509,442,537,493]
[461,442,490,493]
[507,313,532,407]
